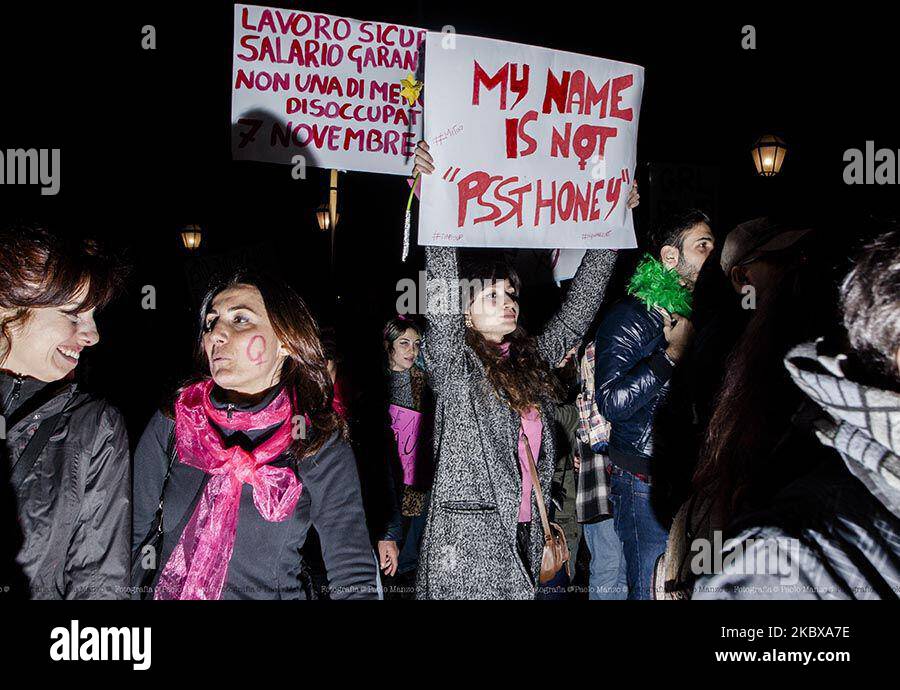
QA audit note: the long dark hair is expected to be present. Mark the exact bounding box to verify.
[383,315,423,367]
[0,225,125,365]
[459,253,563,413]
[692,247,826,515]
[186,270,345,458]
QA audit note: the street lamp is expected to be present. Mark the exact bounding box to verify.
[315,169,342,271]
[751,134,787,176]
[181,224,202,250]
[316,203,340,231]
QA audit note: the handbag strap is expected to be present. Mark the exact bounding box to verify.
[153,429,178,536]
[9,411,65,492]
[521,426,553,543]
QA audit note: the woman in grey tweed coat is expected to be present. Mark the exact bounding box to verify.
[412,142,635,599]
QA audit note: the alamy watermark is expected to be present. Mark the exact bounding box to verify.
[292,414,307,440]
[843,141,900,184]
[689,530,800,586]
[395,273,514,316]
[50,620,151,671]
[141,25,156,50]
[0,148,60,195]
[741,25,756,50]
[440,25,456,50]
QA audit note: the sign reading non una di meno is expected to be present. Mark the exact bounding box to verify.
[231,4,425,175]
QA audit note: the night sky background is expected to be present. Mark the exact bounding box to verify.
[1,1,897,444]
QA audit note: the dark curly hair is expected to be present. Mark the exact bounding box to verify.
[841,229,900,377]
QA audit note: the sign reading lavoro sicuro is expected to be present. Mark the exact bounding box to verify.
[231,4,425,175]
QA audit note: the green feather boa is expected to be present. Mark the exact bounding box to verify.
[626,255,692,317]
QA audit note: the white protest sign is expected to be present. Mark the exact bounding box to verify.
[231,4,425,175]
[420,32,643,248]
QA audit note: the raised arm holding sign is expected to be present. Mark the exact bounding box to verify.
[413,131,639,597]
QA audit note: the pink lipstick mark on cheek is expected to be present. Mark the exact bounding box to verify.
[246,335,266,365]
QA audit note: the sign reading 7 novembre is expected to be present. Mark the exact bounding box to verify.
[231,4,425,175]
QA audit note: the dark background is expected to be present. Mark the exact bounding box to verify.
[1,1,897,443]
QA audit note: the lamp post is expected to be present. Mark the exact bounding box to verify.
[180,224,202,250]
[315,169,340,268]
[316,204,338,231]
[751,134,787,176]
[328,168,338,232]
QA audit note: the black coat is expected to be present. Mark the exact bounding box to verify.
[1,371,131,599]
[594,296,675,475]
[343,376,404,545]
[132,405,379,600]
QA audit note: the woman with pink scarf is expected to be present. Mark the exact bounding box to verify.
[131,271,378,599]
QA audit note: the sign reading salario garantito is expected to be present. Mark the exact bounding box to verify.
[420,32,643,249]
[231,4,425,175]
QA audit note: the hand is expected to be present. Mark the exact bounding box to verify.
[657,308,694,362]
[377,540,399,577]
[557,345,578,368]
[413,140,434,176]
[626,181,640,209]
[573,454,581,472]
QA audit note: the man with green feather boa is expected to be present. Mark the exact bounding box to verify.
[593,209,714,599]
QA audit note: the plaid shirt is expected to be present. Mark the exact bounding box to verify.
[575,342,612,523]
[576,342,612,449]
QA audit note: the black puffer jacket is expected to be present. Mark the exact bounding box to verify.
[1,371,131,599]
[593,296,675,476]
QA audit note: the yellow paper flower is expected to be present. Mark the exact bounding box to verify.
[399,73,423,106]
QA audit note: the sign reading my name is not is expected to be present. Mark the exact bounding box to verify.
[421,31,644,249]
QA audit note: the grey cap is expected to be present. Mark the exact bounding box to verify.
[720,218,813,274]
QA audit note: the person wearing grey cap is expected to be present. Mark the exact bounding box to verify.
[657,217,830,598]
[720,217,813,298]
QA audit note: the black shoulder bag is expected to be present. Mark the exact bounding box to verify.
[131,431,177,600]
[9,412,66,493]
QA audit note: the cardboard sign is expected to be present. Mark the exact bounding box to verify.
[231,4,425,175]
[421,32,643,249]
[389,404,423,486]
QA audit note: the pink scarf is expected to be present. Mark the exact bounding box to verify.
[154,379,302,600]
